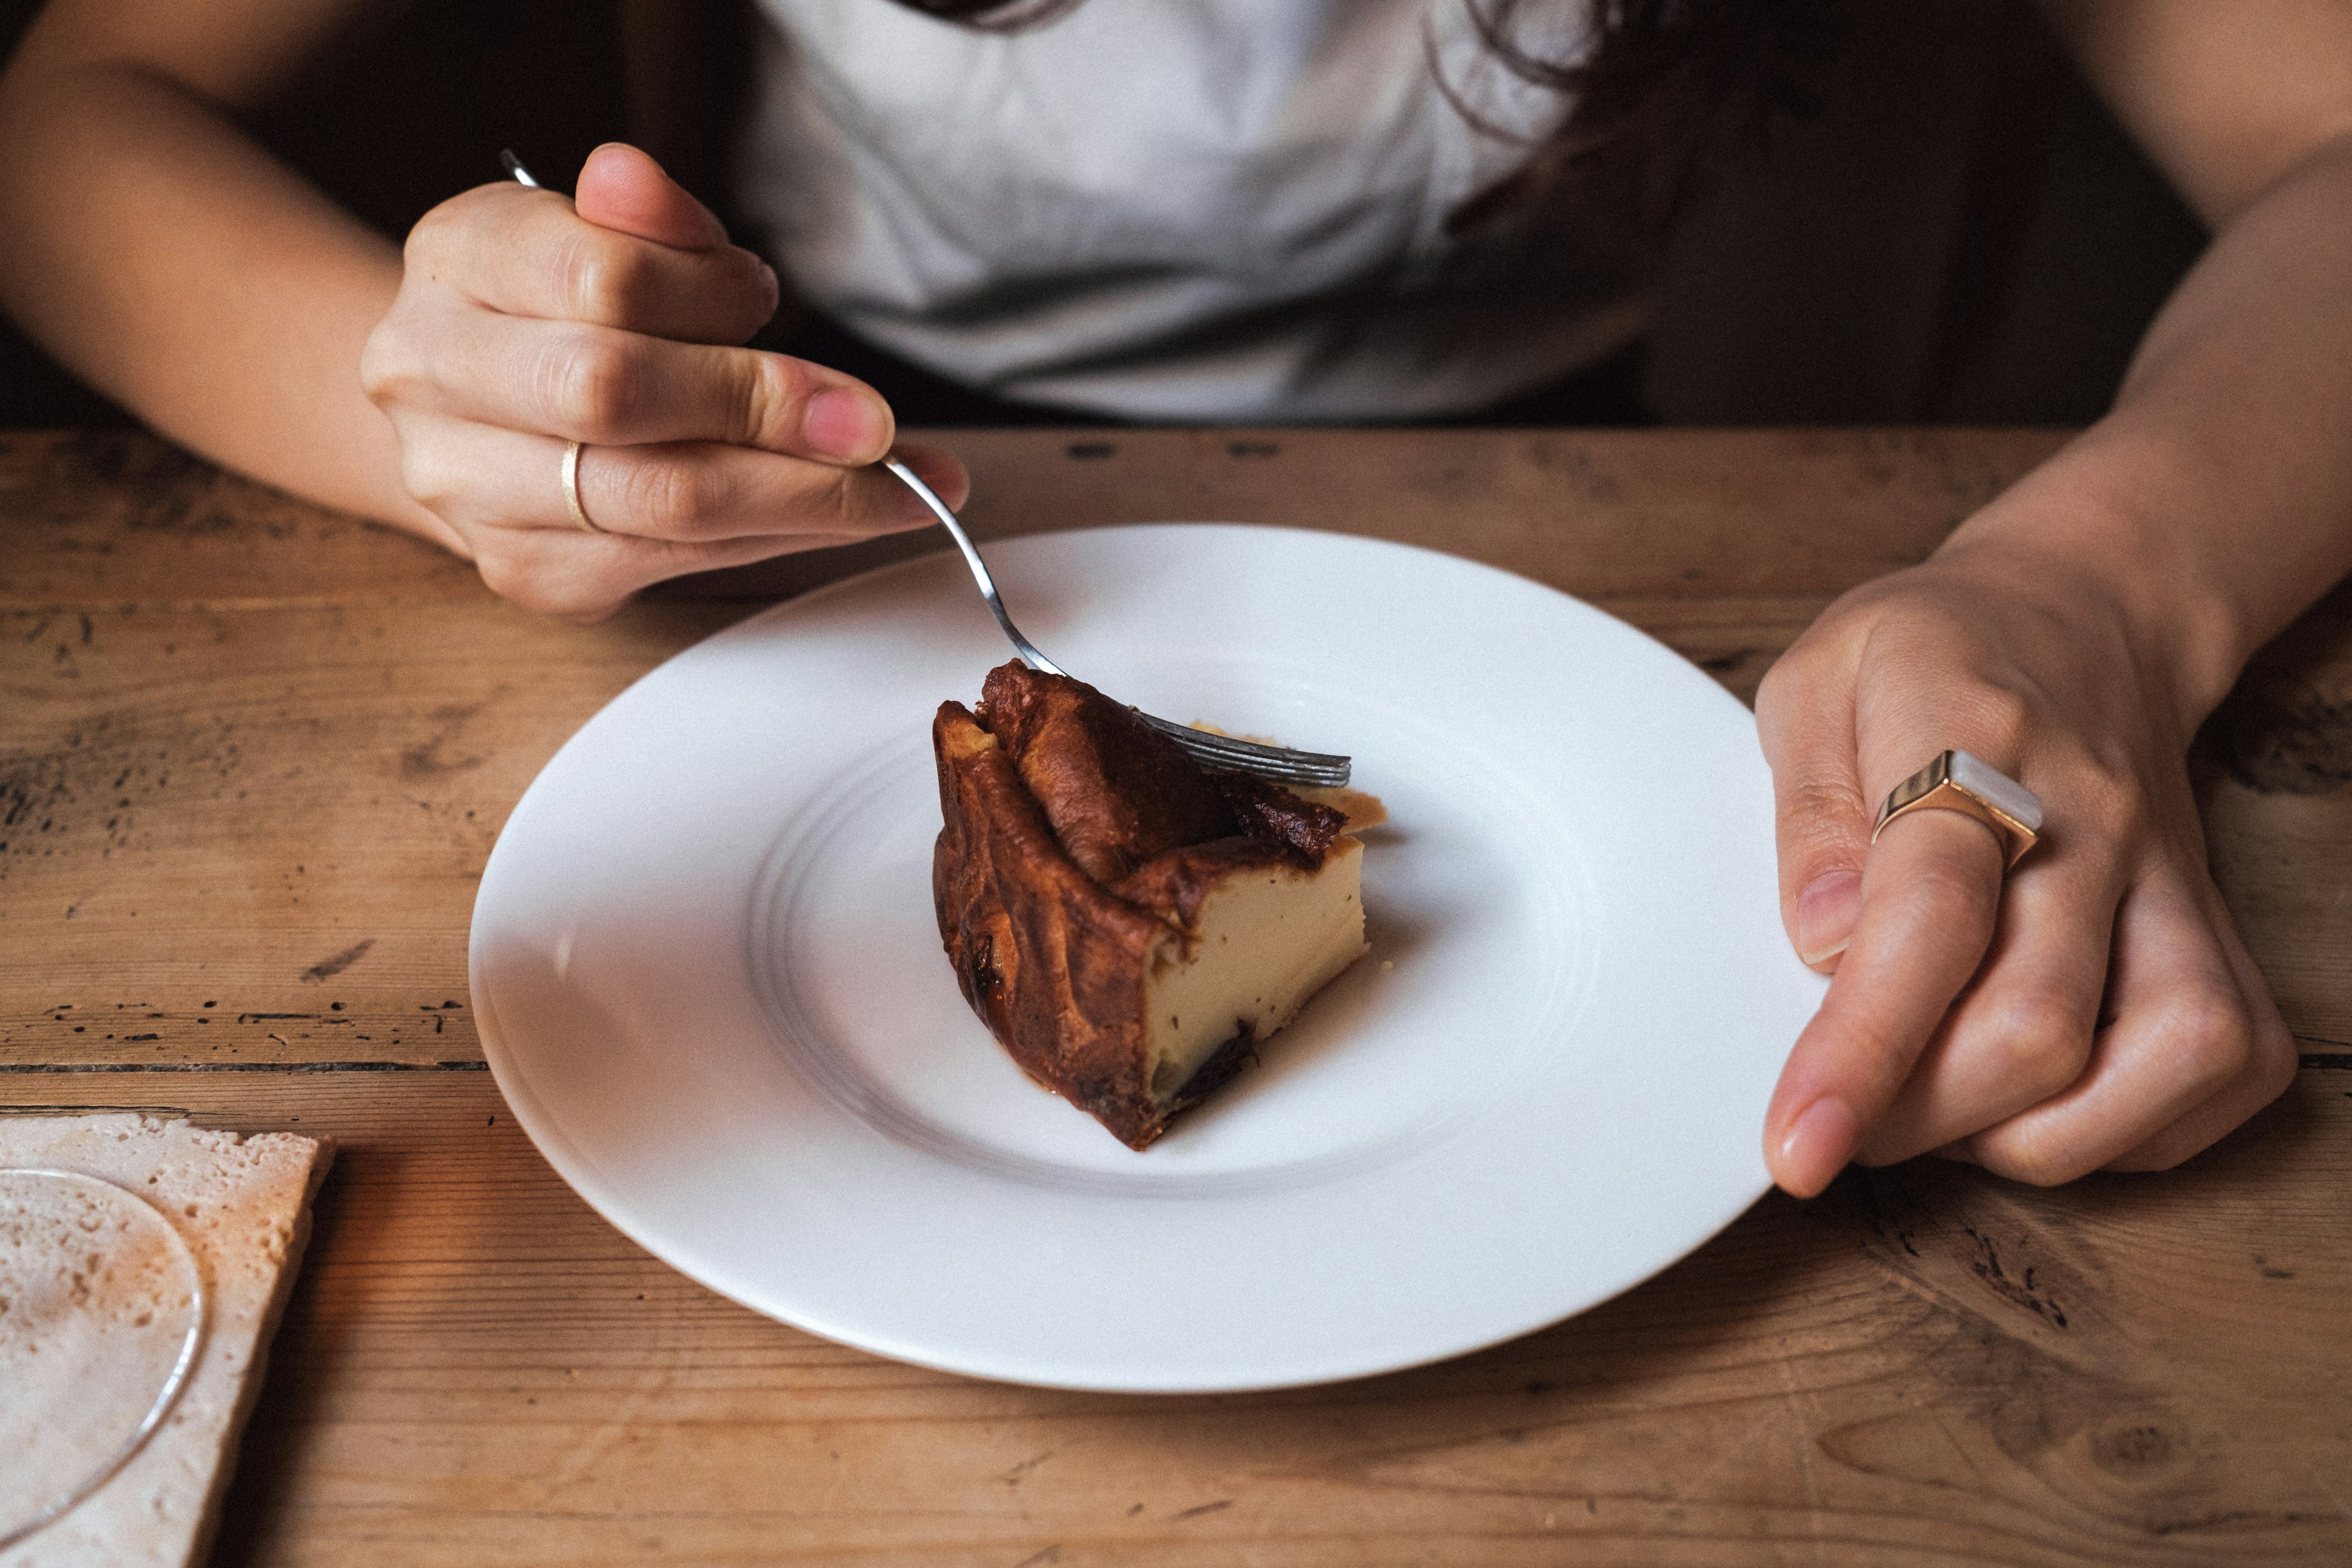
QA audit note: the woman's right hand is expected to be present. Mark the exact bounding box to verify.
[360,142,963,619]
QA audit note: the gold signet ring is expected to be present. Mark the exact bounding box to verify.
[562,440,605,534]
[1872,749,2043,868]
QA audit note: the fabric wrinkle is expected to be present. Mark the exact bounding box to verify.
[739,0,1636,420]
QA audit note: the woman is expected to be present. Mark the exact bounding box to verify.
[1,0,2343,1198]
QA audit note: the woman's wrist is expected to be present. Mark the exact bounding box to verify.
[1929,432,2258,736]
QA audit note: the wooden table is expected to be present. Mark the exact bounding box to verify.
[4,428,2348,1567]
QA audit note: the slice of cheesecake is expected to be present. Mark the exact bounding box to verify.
[932,662,1372,1149]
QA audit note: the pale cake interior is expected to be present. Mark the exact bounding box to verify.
[1142,834,1368,1101]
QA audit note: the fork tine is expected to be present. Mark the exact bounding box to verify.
[876,458,1352,787]
[1142,713,1352,787]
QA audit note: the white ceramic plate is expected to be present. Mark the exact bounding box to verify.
[471,525,1825,1393]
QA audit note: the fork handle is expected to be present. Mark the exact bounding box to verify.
[884,458,1067,677]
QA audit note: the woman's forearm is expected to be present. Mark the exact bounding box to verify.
[1943,132,2352,725]
[0,47,450,542]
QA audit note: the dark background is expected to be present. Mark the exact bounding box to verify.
[0,0,2205,431]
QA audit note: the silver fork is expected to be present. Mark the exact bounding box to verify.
[497,156,1345,786]
[883,459,1352,788]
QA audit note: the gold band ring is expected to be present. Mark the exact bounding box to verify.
[561,440,605,535]
[1872,749,2043,869]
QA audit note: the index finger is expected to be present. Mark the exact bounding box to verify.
[1755,646,1872,969]
[1762,807,2005,1196]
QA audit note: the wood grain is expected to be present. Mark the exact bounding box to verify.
[1,427,2067,612]
[2,600,731,1067]
[2,1068,2344,1568]
[4,429,2350,1566]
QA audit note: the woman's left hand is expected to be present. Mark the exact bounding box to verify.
[1753,535,2297,1197]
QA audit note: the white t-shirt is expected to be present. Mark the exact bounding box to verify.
[736,0,1651,420]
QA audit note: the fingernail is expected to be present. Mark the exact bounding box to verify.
[1796,869,1862,967]
[1776,1097,1858,1198]
[757,260,781,309]
[804,386,890,463]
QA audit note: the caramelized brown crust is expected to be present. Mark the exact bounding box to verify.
[979,662,1240,885]
[1212,772,1346,860]
[933,702,1174,1146]
[933,663,1353,1150]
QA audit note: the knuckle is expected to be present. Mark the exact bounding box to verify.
[737,352,813,448]
[402,197,464,263]
[477,548,589,618]
[2070,759,2148,845]
[1891,858,1998,929]
[1980,1128,2088,1188]
[559,232,650,326]
[1778,775,1869,837]
[817,466,864,533]
[621,456,733,536]
[405,186,511,276]
[2252,1026,2299,1101]
[545,335,640,438]
[469,543,540,606]
[396,442,461,511]
[357,325,425,409]
[1955,684,2035,761]
[475,533,633,620]
[1755,645,1822,707]
[1754,646,1836,736]
[2155,985,2254,1093]
[1982,995,2092,1101]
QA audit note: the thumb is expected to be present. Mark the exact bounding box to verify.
[573,142,729,251]
[1755,656,1873,971]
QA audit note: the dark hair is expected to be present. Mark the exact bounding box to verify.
[1449,0,1839,238]
[891,0,1839,242]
